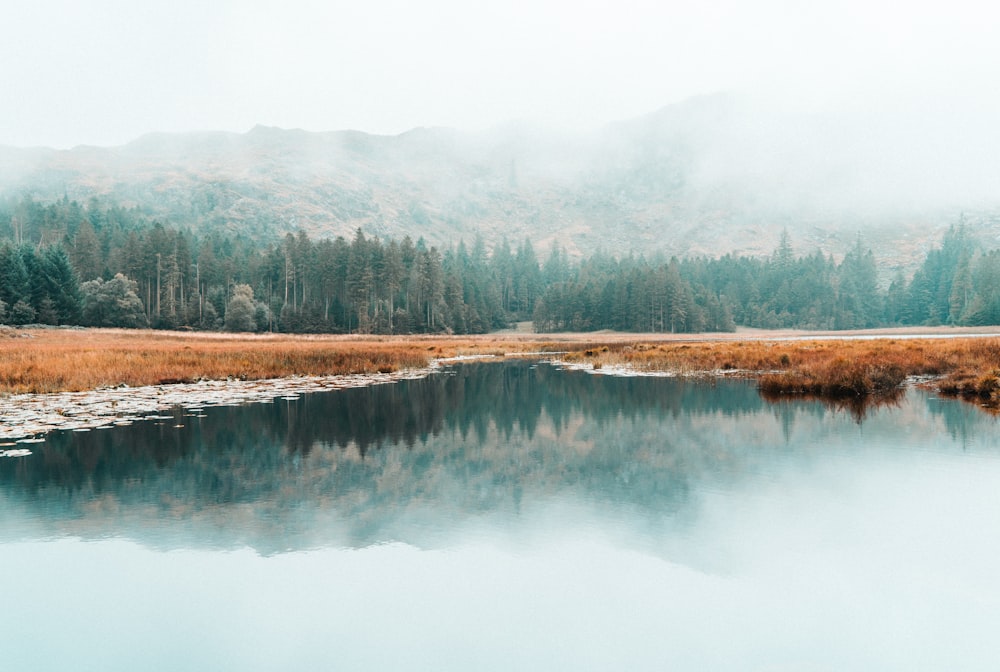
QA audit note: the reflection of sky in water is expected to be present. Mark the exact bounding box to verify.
[2,362,1000,669]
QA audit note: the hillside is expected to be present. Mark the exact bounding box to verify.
[3,93,1000,273]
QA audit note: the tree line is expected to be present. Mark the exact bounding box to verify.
[0,195,997,333]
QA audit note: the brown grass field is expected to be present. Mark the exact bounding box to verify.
[2,327,1000,410]
[555,332,1000,408]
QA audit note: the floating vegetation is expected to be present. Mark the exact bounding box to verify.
[0,448,32,458]
[0,365,439,441]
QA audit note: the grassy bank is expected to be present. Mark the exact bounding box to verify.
[3,329,1000,411]
[0,329,484,394]
[560,337,1000,406]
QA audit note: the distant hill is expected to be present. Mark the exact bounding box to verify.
[4,92,1000,274]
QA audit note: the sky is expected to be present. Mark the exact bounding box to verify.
[3,0,999,149]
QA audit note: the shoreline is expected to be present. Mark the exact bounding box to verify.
[0,353,514,443]
[0,351,962,445]
[0,366,439,444]
[4,327,1000,444]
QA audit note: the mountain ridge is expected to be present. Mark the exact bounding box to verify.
[2,93,998,274]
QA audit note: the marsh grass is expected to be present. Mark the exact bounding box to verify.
[566,337,1000,404]
[5,329,1000,411]
[0,330,455,393]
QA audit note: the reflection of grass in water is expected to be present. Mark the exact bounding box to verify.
[760,387,905,424]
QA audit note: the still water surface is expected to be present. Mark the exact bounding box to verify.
[3,361,1000,670]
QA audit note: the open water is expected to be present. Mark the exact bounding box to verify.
[2,361,1000,670]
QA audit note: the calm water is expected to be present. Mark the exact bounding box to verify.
[3,361,1000,670]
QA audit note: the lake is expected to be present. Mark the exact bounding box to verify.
[2,361,1000,670]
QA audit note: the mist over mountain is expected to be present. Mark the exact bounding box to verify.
[3,92,999,273]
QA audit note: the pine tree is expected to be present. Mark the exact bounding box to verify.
[0,243,31,307]
[71,220,102,281]
[40,245,83,324]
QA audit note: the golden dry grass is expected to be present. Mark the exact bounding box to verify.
[563,336,1000,403]
[0,328,613,394]
[3,329,1000,409]
[0,329,461,393]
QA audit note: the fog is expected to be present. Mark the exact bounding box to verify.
[685,88,1000,217]
[5,1,1000,256]
[6,0,1000,148]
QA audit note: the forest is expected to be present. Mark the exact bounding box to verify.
[0,194,996,334]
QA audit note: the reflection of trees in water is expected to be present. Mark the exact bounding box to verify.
[2,362,768,491]
[2,361,994,551]
[924,391,1000,447]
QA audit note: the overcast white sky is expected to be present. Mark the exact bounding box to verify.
[3,0,998,149]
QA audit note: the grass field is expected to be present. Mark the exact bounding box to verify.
[2,327,1000,409]
[560,336,1000,404]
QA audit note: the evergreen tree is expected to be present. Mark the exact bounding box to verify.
[40,245,83,324]
[0,243,30,310]
[71,220,102,281]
